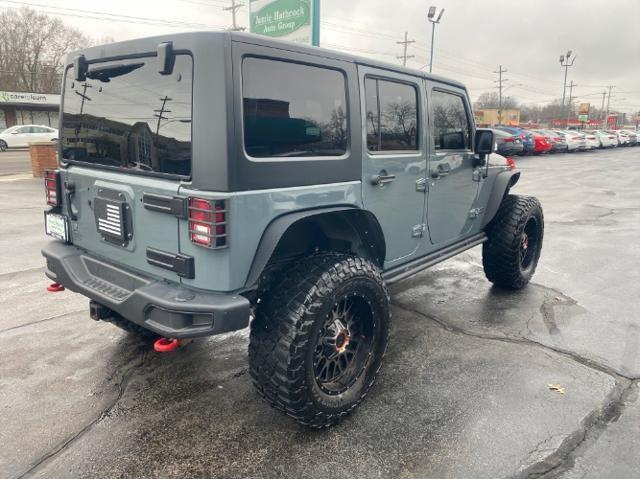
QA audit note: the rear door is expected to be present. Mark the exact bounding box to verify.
[59,53,194,282]
[425,87,479,245]
[359,66,427,266]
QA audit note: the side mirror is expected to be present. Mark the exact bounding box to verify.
[74,55,87,82]
[157,42,175,75]
[475,129,494,156]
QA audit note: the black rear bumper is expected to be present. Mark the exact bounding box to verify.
[42,241,250,338]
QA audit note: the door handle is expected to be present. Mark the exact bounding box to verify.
[371,173,396,186]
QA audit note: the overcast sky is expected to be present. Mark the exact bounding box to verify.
[2,0,638,111]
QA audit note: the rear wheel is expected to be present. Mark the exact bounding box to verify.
[249,255,390,428]
[483,194,544,289]
[0,140,7,152]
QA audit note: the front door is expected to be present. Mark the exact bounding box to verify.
[426,87,479,244]
[359,67,427,266]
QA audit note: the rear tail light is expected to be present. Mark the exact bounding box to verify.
[188,197,228,249]
[503,137,514,142]
[44,169,61,207]
[572,136,581,140]
[506,157,516,170]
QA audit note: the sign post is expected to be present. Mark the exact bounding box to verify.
[249,0,319,46]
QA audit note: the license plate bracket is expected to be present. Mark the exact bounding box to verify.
[45,212,69,242]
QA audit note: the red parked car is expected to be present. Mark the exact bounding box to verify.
[529,131,552,154]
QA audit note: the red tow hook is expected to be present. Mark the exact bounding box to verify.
[154,337,180,353]
[46,282,65,292]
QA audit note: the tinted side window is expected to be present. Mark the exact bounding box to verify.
[365,78,418,152]
[242,58,348,158]
[432,90,471,150]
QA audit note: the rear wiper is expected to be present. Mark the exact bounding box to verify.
[86,62,144,82]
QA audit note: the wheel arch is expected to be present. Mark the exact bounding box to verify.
[481,170,521,228]
[244,207,386,288]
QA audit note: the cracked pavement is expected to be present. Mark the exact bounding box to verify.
[1,147,639,478]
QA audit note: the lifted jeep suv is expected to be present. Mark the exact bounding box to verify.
[42,32,543,428]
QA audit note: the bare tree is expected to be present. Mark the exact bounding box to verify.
[474,91,518,110]
[0,8,90,93]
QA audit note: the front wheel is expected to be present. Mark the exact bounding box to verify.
[483,194,544,289]
[249,255,390,428]
[0,140,7,152]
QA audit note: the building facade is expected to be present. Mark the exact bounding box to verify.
[474,108,520,127]
[0,91,60,130]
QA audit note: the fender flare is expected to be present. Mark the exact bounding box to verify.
[481,170,521,227]
[244,206,385,288]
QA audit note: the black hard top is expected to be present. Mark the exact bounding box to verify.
[71,30,466,91]
[229,31,467,90]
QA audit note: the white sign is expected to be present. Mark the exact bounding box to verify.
[0,91,60,106]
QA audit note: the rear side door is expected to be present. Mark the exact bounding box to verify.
[359,66,427,266]
[425,87,479,245]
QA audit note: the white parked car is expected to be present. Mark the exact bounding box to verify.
[583,131,599,150]
[608,130,630,146]
[619,130,637,145]
[0,124,58,151]
[555,130,586,151]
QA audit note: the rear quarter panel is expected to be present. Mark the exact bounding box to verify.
[178,182,363,291]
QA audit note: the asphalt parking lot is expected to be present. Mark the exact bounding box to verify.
[1,147,639,479]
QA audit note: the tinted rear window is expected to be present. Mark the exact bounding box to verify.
[365,77,419,152]
[61,54,193,177]
[242,57,348,158]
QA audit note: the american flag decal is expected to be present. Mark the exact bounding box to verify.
[94,197,127,243]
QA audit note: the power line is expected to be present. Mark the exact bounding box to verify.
[396,31,415,67]
[0,0,226,29]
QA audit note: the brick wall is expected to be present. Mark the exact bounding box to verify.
[29,142,58,177]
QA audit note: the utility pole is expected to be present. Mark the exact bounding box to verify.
[427,6,444,73]
[600,90,607,125]
[605,85,615,128]
[224,0,245,31]
[396,31,415,67]
[493,65,508,126]
[565,81,576,127]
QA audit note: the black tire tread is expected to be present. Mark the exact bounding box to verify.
[249,254,389,428]
[483,194,544,289]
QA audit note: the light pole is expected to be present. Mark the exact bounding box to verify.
[427,6,444,73]
[559,50,576,107]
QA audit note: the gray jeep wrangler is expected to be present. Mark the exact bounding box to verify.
[42,32,543,428]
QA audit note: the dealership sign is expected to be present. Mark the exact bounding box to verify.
[0,91,60,106]
[250,0,318,45]
[578,102,590,122]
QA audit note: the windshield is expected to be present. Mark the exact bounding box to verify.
[61,54,193,177]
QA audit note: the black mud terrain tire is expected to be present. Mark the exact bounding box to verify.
[483,194,544,289]
[249,255,390,428]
